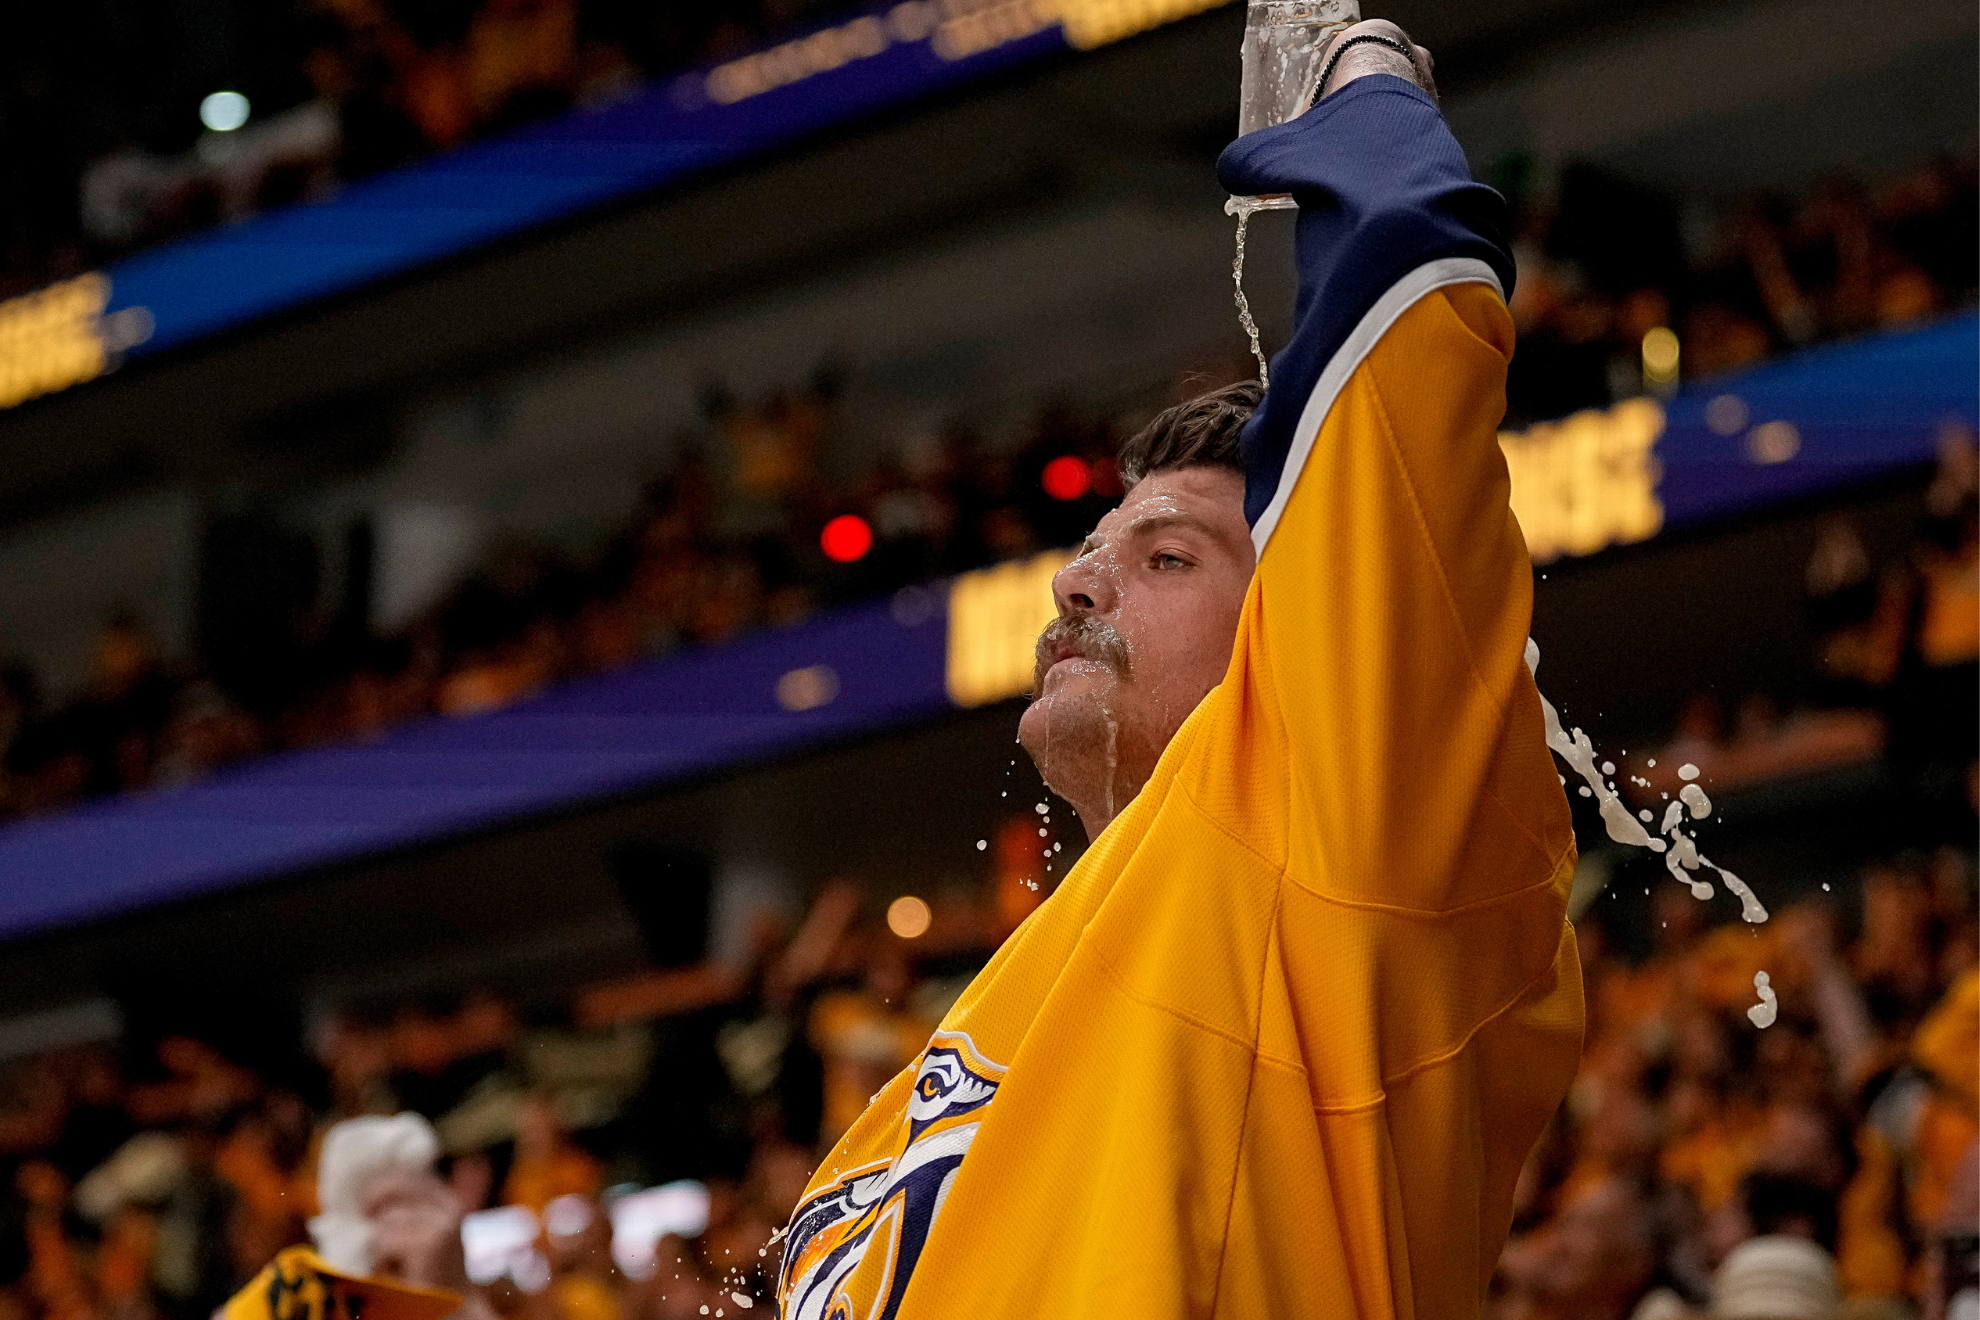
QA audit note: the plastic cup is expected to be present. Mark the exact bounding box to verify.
[1228,0,1360,213]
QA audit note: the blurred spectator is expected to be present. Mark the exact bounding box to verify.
[1504,157,1978,428]
[540,1195,616,1320]
[1495,840,1978,1320]
[1704,1234,1841,1320]
[806,936,932,1146]
[306,1113,498,1320]
[500,1100,599,1219]
[1499,1175,1662,1320]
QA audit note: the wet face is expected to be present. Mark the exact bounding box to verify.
[1018,466,1255,839]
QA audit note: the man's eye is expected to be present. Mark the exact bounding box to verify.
[1151,553,1189,571]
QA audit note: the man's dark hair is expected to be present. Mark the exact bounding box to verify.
[1116,379,1260,490]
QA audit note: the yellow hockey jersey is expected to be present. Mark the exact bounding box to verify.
[778,74,1583,1319]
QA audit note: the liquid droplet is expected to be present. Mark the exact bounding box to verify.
[975,839,987,850]
[1678,763,1700,781]
[1716,865,1769,923]
[1680,783,1712,819]
[1747,970,1778,1028]
[1535,672,1661,849]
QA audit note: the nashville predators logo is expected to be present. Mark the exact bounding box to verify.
[779,1032,1006,1320]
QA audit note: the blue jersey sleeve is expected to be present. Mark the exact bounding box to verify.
[1215,74,1516,535]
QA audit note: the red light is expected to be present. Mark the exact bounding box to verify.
[1041,455,1090,501]
[820,514,872,563]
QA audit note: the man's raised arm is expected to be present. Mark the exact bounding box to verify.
[1206,31,1571,917]
[1191,33,1584,1311]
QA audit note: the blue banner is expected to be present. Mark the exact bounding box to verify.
[0,589,951,939]
[1656,313,1977,526]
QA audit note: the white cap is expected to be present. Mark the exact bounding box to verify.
[309,1112,442,1275]
[1710,1237,1840,1320]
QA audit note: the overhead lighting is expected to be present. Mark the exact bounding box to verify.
[200,91,250,133]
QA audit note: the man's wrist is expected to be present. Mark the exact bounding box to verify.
[1315,23,1437,103]
[1322,46,1419,96]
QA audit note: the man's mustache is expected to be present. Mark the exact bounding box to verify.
[1032,615,1132,694]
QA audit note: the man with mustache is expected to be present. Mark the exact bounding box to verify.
[778,19,1582,1318]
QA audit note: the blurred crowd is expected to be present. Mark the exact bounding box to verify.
[1492,846,1978,1320]
[0,824,1063,1320]
[0,812,1967,1320]
[0,379,1134,820]
[5,0,1975,409]
[4,0,859,300]
[1504,157,1977,427]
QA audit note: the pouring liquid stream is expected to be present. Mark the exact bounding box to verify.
[1229,198,1272,387]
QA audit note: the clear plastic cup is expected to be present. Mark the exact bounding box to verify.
[1228,0,1359,214]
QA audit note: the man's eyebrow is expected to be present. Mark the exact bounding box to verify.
[1077,510,1238,557]
[1123,510,1239,545]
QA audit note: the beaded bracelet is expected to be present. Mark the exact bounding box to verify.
[1312,32,1419,106]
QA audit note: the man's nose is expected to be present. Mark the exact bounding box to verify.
[1052,551,1116,617]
